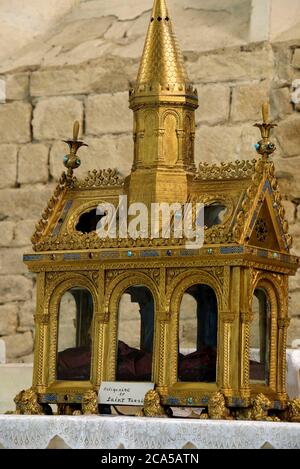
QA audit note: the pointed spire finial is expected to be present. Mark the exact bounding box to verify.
[134,0,190,92]
[254,102,277,159]
[152,0,168,18]
[63,121,88,180]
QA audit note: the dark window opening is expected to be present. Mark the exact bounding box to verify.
[250,288,270,384]
[76,208,106,234]
[178,284,218,383]
[204,203,227,228]
[117,286,154,382]
[57,288,93,381]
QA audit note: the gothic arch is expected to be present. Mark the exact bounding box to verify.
[105,271,159,381]
[48,275,98,385]
[250,274,280,390]
[167,271,221,385]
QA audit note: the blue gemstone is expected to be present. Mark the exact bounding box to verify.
[63,155,69,163]
[76,159,81,166]
[187,397,193,405]
[255,143,260,150]
[127,251,133,257]
[166,250,172,256]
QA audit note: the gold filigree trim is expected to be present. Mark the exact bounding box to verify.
[195,160,256,181]
[31,172,68,246]
[72,169,124,189]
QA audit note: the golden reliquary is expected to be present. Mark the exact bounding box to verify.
[16,0,300,421]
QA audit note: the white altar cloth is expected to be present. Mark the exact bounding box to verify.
[0,415,299,449]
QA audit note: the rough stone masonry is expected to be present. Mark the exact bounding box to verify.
[0,0,300,361]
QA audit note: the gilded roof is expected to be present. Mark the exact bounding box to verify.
[136,0,189,87]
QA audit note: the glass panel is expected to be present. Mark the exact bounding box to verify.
[250,288,270,384]
[117,286,154,382]
[204,203,227,228]
[57,287,93,381]
[178,284,218,383]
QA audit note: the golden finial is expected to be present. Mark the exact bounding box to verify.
[135,0,188,88]
[63,121,88,180]
[254,102,277,158]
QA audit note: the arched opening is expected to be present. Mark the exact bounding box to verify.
[116,285,154,382]
[76,208,106,233]
[178,284,218,383]
[57,287,93,381]
[204,203,227,228]
[250,288,271,384]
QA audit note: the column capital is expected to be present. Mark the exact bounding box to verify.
[240,311,254,323]
[219,311,236,323]
[278,317,290,329]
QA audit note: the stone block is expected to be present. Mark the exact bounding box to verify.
[231,80,270,123]
[0,144,18,189]
[0,221,14,247]
[18,353,34,364]
[287,317,300,346]
[13,219,36,247]
[85,92,131,135]
[272,44,294,83]
[276,115,300,158]
[289,269,300,291]
[0,275,33,303]
[4,73,29,100]
[18,301,35,329]
[289,287,300,317]
[187,45,273,84]
[0,102,31,143]
[195,125,241,165]
[2,331,33,359]
[0,339,5,364]
[30,58,137,96]
[32,97,83,140]
[0,186,54,220]
[275,156,300,199]
[292,49,300,69]
[270,87,293,119]
[18,143,49,184]
[281,200,296,225]
[0,303,18,336]
[289,223,300,258]
[50,134,133,180]
[0,248,29,275]
[196,84,230,125]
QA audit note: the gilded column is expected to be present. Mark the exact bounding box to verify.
[155,128,165,164]
[240,311,252,400]
[32,272,48,392]
[277,317,290,401]
[176,129,185,166]
[220,311,235,397]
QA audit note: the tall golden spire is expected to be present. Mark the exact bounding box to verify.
[136,0,188,88]
[128,0,198,208]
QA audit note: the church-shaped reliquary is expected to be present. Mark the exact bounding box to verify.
[19,0,300,420]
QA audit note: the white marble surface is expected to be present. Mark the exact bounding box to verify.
[0,364,33,414]
[0,415,299,449]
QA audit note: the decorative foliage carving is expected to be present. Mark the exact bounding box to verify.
[73,169,124,189]
[195,160,256,181]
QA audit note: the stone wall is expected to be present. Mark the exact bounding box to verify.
[0,0,300,361]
